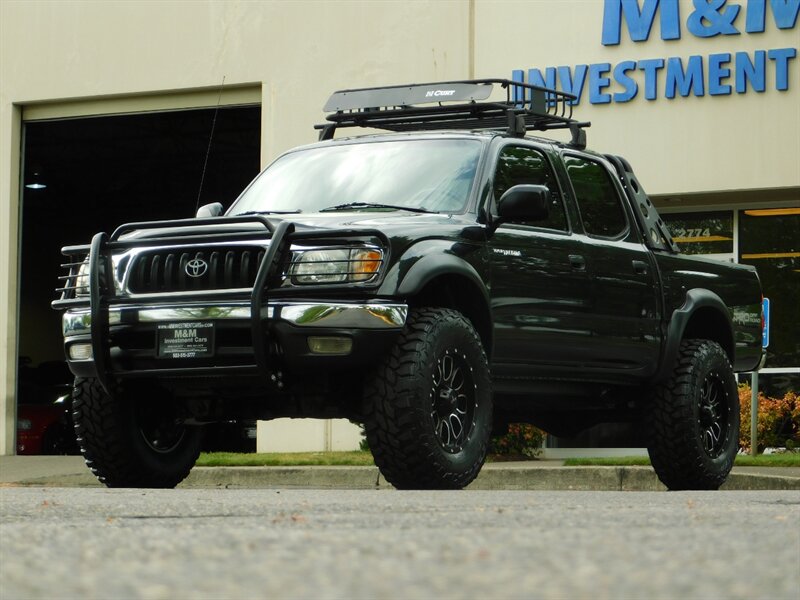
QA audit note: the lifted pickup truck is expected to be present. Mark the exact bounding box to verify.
[53,79,763,490]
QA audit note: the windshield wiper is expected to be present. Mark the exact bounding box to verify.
[319,202,434,214]
[236,209,302,216]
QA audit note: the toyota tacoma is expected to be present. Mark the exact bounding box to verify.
[53,79,763,490]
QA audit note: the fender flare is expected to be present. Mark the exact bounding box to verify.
[656,288,734,382]
[384,252,493,354]
[394,253,489,302]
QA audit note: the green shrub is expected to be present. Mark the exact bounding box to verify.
[490,423,544,458]
[738,384,800,453]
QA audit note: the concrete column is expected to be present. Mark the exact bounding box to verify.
[0,104,22,455]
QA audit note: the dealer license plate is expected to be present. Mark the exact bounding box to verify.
[157,322,215,359]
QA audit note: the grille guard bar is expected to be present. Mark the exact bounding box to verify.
[54,215,391,390]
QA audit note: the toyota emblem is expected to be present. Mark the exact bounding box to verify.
[185,258,208,278]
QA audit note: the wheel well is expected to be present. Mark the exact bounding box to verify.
[682,307,734,362]
[408,274,492,357]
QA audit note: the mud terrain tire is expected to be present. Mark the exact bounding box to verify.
[72,377,202,488]
[363,308,492,489]
[646,339,739,490]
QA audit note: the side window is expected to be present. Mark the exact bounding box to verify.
[564,155,628,238]
[493,146,567,231]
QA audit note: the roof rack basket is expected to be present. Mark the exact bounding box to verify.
[315,78,589,147]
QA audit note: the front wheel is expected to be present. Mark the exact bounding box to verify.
[71,378,202,488]
[645,339,739,490]
[363,307,492,489]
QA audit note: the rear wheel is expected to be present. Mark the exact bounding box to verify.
[645,339,739,490]
[71,378,202,488]
[363,308,492,489]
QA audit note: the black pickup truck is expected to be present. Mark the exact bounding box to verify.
[53,79,763,491]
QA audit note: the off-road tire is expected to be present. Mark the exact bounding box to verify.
[72,377,202,488]
[363,307,492,489]
[645,339,739,490]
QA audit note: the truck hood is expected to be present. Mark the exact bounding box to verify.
[118,210,483,244]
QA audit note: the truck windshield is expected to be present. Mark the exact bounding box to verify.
[228,139,483,215]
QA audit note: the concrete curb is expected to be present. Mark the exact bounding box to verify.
[185,466,382,489]
[6,464,798,491]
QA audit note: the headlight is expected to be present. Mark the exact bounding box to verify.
[17,418,33,431]
[73,256,111,297]
[290,248,383,284]
[75,260,90,297]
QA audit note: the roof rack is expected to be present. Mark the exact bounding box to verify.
[315,78,590,148]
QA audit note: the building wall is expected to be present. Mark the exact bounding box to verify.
[1,0,798,454]
[476,0,800,195]
[257,419,363,453]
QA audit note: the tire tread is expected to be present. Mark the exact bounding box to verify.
[363,308,491,490]
[646,339,739,490]
[72,378,199,488]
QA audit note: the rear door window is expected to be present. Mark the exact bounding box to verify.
[564,155,628,238]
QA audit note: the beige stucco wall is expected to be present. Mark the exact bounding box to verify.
[0,0,797,453]
[257,419,363,452]
[0,106,21,456]
[476,0,800,196]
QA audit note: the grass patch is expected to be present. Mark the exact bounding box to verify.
[563,454,800,467]
[734,454,800,467]
[196,451,375,467]
[198,451,800,468]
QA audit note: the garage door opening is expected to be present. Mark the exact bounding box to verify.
[17,105,261,454]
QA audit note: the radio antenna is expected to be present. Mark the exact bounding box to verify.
[195,75,226,214]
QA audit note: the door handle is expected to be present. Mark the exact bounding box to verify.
[569,254,586,271]
[632,260,649,275]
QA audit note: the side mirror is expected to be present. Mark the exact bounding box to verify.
[496,185,550,223]
[196,202,224,218]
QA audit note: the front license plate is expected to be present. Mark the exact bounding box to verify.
[157,322,215,358]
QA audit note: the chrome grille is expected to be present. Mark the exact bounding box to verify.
[127,247,266,293]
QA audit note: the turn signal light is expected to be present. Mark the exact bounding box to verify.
[351,250,382,282]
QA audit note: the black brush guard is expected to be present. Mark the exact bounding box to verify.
[53,215,390,391]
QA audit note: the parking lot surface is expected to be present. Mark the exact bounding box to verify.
[2,488,798,599]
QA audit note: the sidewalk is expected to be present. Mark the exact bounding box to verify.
[2,455,799,490]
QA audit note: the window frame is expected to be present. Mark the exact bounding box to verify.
[562,151,632,241]
[487,140,573,235]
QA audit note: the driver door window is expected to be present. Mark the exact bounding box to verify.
[493,146,567,231]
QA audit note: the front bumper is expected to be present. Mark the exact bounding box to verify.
[63,301,407,336]
[62,300,407,380]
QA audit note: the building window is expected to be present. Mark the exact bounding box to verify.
[662,211,733,256]
[739,208,800,369]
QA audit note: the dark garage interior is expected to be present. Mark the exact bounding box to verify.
[16,105,261,453]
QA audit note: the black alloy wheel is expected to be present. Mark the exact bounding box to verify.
[138,407,188,454]
[698,370,732,459]
[431,348,477,454]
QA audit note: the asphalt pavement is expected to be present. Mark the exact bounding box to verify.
[2,488,799,599]
[2,455,799,490]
